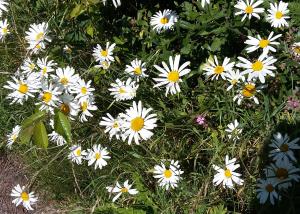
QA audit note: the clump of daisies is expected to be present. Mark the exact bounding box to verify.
[11,184,38,210]
[100,100,158,145]
[25,22,51,54]
[256,132,300,205]
[93,42,116,70]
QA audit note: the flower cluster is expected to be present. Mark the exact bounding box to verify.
[257,132,300,205]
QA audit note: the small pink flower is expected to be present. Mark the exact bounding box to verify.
[195,114,208,127]
[286,97,300,110]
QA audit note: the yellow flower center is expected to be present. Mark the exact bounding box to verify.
[214,66,224,74]
[95,152,101,160]
[252,60,263,72]
[276,168,288,180]
[101,50,108,57]
[75,149,81,156]
[42,92,52,103]
[245,5,253,14]
[81,101,88,112]
[42,67,47,74]
[293,46,300,54]
[11,134,18,142]
[130,117,144,131]
[121,187,128,193]
[231,79,238,85]
[164,169,173,178]
[259,39,270,48]
[265,184,274,192]
[113,121,119,128]
[134,66,142,75]
[60,103,70,115]
[224,168,232,178]
[35,32,44,41]
[280,144,289,152]
[36,44,41,49]
[60,77,69,85]
[160,17,169,24]
[18,84,28,94]
[2,27,8,34]
[167,70,180,82]
[275,11,283,19]
[29,63,35,70]
[119,88,126,94]
[21,192,29,201]
[81,87,87,95]
[242,84,256,97]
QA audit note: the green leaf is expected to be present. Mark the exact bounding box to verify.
[19,126,34,144]
[33,121,48,149]
[86,25,94,37]
[210,38,226,52]
[21,111,46,129]
[54,111,72,143]
[69,4,85,19]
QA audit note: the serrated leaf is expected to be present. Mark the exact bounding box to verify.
[54,111,72,143]
[21,111,46,129]
[33,121,48,149]
[19,126,34,144]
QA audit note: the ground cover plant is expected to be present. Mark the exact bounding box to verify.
[1,0,300,213]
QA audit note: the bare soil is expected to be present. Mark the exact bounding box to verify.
[0,152,61,214]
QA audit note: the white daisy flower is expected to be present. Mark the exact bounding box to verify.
[213,155,244,189]
[57,93,79,119]
[0,0,8,17]
[108,78,139,101]
[150,9,178,33]
[225,119,242,141]
[269,132,300,164]
[153,54,191,96]
[106,180,138,202]
[68,145,87,165]
[52,66,80,91]
[11,184,38,211]
[25,22,51,53]
[244,32,282,55]
[234,0,264,22]
[102,0,121,8]
[266,1,289,28]
[204,56,235,80]
[257,178,280,205]
[4,74,39,105]
[48,131,67,146]
[20,58,36,74]
[92,42,116,63]
[0,19,9,41]
[233,82,261,105]
[153,160,184,190]
[69,78,95,101]
[37,57,57,78]
[121,101,157,145]
[78,97,98,122]
[125,58,148,81]
[224,69,245,91]
[199,0,210,7]
[264,159,300,190]
[7,125,21,149]
[86,144,111,170]
[95,60,111,70]
[291,42,300,57]
[99,113,123,140]
[237,54,277,83]
[36,83,61,113]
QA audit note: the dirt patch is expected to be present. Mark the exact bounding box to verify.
[0,152,61,214]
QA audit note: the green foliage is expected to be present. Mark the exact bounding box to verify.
[33,121,49,149]
[54,111,72,143]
